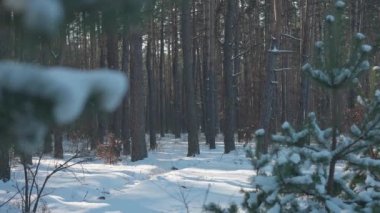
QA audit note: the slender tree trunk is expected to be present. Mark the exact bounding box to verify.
[203,0,210,142]
[159,9,166,137]
[258,38,278,153]
[53,128,63,159]
[181,0,200,156]
[299,0,311,127]
[0,6,11,181]
[97,21,108,145]
[43,132,53,154]
[0,146,10,182]
[121,36,131,155]
[223,0,236,153]
[147,25,157,150]
[327,90,343,194]
[172,4,182,139]
[205,0,217,149]
[90,110,99,151]
[233,4,241,142]
[130,28,148,161]
[105,22,122,138]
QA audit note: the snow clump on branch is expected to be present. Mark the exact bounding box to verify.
[0,61,128,153]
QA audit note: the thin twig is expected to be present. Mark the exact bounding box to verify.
[0,191,19,208]
[232,49,250,60]
[281,33,302,41]
[335,115,380,158]
[201,184,211,213]
[32,153,86,213]
[28,153,43,203]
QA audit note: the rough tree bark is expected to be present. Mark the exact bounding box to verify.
[105,16,122,139]
[121,36,131,155]
[0,147,10,182]
[223,0,236,153]
[299,0,311,128]
[0,5,11,181]
[258,38,278,154]
[159,5,166,137]
[53,128,64,159]
[172,3,182,139]
[205,0,217,149]
[130,27,148,161]
[147,22,157,150]
[180,0,200,156]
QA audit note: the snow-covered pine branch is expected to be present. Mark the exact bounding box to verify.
[0,61,128,154]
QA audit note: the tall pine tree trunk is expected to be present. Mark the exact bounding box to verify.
[97,19,108,145]
[130,28,148,161]
[205,0,217,149]
[0,5,11,181]
[159,9,166,137]
[181,0,200,156]
[147,24,157,150]
[258,38,278,154]
[121,36,131,155]
[105,19,121,139]
[223,0,236,153]
[172,3,182,139]
[299,0,311,127]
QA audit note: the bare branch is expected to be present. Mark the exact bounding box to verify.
[268,49,295,54]
[274,68,296,72]
[32,153,87,213]
[281,33,302,41]
[0,191,19,208]
[232,49,250,60]
[28,154,43,204]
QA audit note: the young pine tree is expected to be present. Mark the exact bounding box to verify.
[240,1,380,212]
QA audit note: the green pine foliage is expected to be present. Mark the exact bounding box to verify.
[240,1,380,212]
[204,203,238,213]
[205,1,380,212]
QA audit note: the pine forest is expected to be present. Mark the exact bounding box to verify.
[1,0,380,212]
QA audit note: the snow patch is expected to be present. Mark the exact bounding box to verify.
[267,203,280,213]
[326,15,335,23]
[255,129,265,136]
[355,33,366,41]
[0,138,254,212]
[376,90,380,101]
[361,45,372,53]
[289,153,301,164]
[360,60,370,70]
[315,41,324,49]
[335,1,345,8]
[255,176,278,193]
[285,175,313,185]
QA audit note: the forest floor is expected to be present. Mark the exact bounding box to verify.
[0,134,254,213]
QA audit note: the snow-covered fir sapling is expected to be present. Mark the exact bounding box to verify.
[237,1,380,212]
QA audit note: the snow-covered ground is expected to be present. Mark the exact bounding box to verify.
[0,135,254,213]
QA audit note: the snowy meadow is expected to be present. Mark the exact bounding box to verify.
[0,135,254,213]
